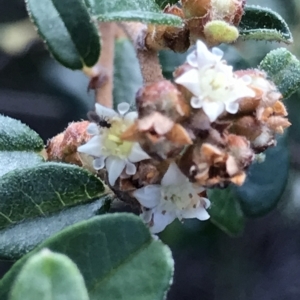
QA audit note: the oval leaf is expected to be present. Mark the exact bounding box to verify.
[10,249,89,300]
[0,196,111,260]
[234,133,289,217]
[207,188,245,237]
[113,37,143,110]
[0,151,44,178]
[0,115,44,151]
[0,213,174,300]
[26,0,101,69]
[85,0,182,26]
[239,5,293,44]
[0,162,105,229]
[259,48,300,99]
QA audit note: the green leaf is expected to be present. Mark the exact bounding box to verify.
[159,50,188,80]
[85,0,182,25]
[154,0,179,9]
[26,0,101,69]
[0,162,105,230]
[0,196,111,260]
[0,115,44,151]
[0,152,44,177]
[113,38,143,110]
[259,48,300,99]
[207,188,245,237]
[239,5,293,44]
[234,133,289,217]
[10,249,89,300]
[0,214,174,300]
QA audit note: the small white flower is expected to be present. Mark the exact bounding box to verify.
[78,103,150,186]
[175,40,255,122]
[133,162,210,233]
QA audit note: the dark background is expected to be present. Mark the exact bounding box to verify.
[1,0,300,299]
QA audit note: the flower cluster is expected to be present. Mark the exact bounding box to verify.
[77,40,290,233]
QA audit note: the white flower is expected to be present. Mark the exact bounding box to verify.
[78,103,150,186]
[133,162,210,233]
[175,40,255,122]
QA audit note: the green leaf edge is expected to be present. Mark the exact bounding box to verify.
[239,5,293,44]
[25,0,101,70]
[95,11,183,26]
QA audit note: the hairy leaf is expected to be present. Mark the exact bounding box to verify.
[0,214,174,300]
[234,133,289,217]
[26,0,101,69]
[113,38,143,110]
[10,250,89,300]
[0,196,111,260]
[239,5,293,44]
[155,0,179,9]
[207,188,245,237]
[85,0,182,25]
[0,162,104,229]
[0,152,44,177]
[259,48,300,99]
[0,115,44,151]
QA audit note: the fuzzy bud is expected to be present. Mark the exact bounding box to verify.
[47,121,91,166]
[136,80,190,120]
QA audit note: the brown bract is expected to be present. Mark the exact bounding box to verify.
[179,134,253,188]
[227,69,291,152]
[121,112,192,160]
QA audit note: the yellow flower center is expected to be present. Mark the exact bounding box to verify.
[102,117,133,159]
[199,68,233,102]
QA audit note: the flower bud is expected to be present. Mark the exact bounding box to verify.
[182,0,212,18]
[136,80,190,120]
[47,121,91,166]
[203,20,239,45]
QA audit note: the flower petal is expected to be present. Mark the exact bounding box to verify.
[182,205,210,220]
[202,101,225,122]
[186,49,198,68]
[225,101,239,114]
[161,162,187,186]
[150,210,176,233]
[87,123,99,135]
[93,156,106,170]
[95,103,118,119]
[128,143,150,163]
[124,111,138,123]
[175,68,202,97]
[106,156,126,186]
[118,102,130,115]
[191,96,203,109]
[125,161,137,175]
[141,208,153,223]
[77,136,102,157]
[133,185,161,208]
[196,40,223,66]
[211,47,224,60]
